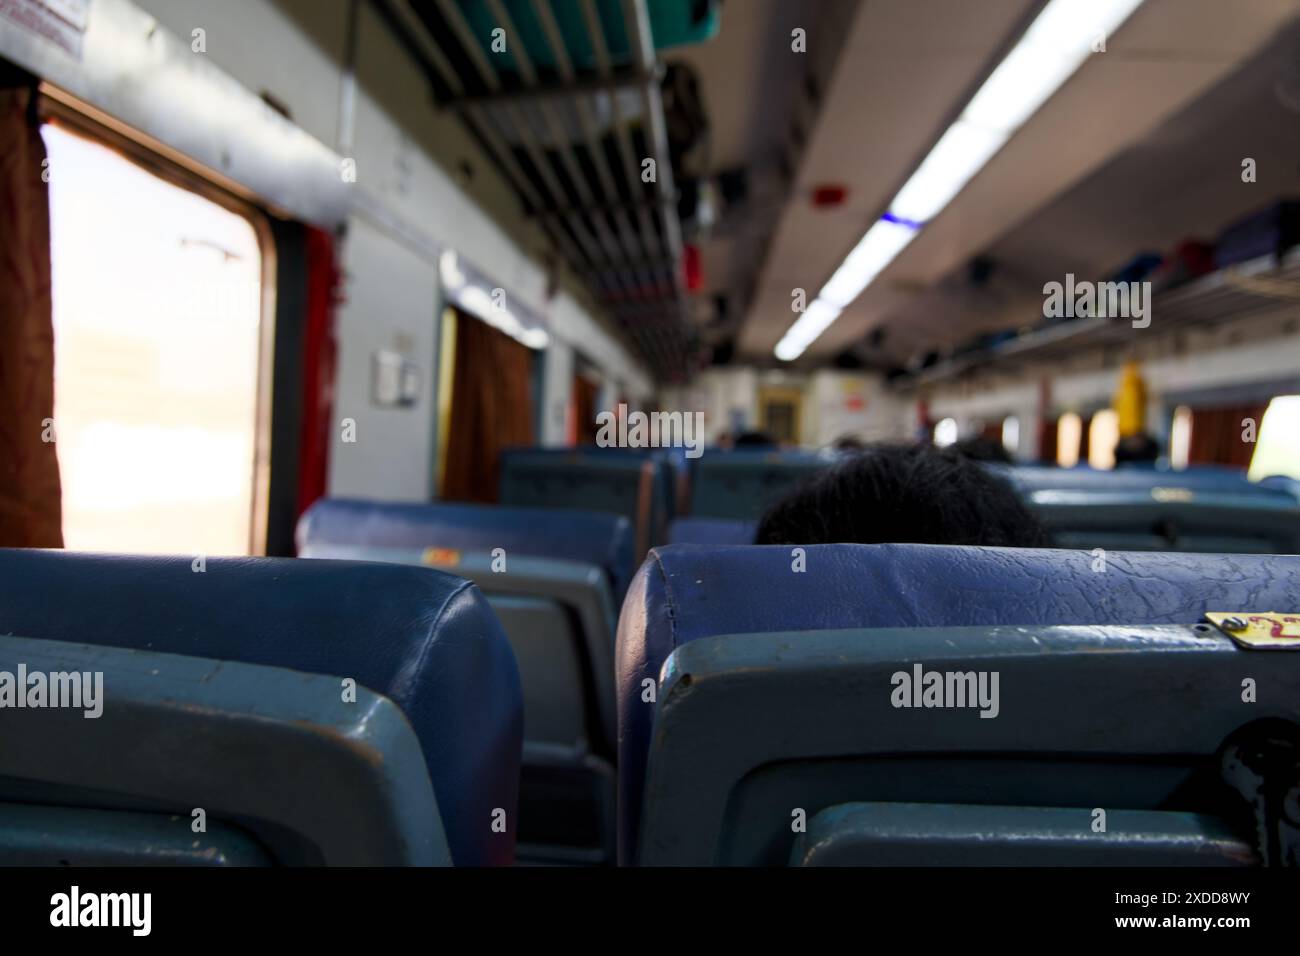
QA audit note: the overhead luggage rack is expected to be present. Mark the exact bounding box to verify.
[900,248,1300,388]
[375,0,703,380]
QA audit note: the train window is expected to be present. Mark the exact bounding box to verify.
[1169,405,1193,470]
[1056,412,1082,467]
[1001,416,1020,456]
[1248,395,1300,481]
[933,417,958,447]
[42,123,267,555]
[1087,410,1119,470]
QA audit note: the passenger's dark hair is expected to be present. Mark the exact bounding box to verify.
[1114,433,1160,465]
[755,443,1054,548]
[951,434,1014,464]
[734,430,776,448]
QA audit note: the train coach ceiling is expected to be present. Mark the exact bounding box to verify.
[372,0,717,380]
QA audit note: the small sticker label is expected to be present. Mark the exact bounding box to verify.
[1206,612,1300,649]
[421,547,461,567]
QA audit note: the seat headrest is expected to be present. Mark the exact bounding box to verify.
[615,543,1300,862]
[1003,465,1293,501]
[667,517,755,545]
[0,549,522,866]
[298,498,636,602]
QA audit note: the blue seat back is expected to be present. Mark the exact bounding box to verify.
[616,544,1300,863]
[298,497,635,603]
[688,450,834,519]
[499,448,672,555]
[667,517,755,545]
[296,497,622,864]
[0,549,522,866]
[1029,489,1300,553]
[0,634,446,865]
[1002,464,1293,500]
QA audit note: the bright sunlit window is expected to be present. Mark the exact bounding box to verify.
[1248,395,1300,481]
[44,123,265,555]
[1056,412,1082,468]
[1169,405,1192,470]
[1088,410,1119,470]
[1002,415,1020,456]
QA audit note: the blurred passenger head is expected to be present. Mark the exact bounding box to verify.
[1114,433,1160,466]
[755,443,1053,548]
[951,434,1014,464]
[833,434,866,451]
[734,429,776,448]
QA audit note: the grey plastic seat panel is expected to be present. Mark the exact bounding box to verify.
[298,544,618,864]
[516,743,616,866]
[0,803,274,866]
[791,803,1257,867]
[491,595,587,747]
[0,634,447,866]
[1030,491,1300,553]
[639,624,1300,866]
[688,456,833,520]
[299,544,617,752]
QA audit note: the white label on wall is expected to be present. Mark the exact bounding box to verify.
[0,0,91,59]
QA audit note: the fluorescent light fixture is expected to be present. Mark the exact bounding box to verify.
[774,298,842,361]
[888,120,1007,225]
[965,0,1145,133]
[773,0,1146,360]
[819,218,919,308]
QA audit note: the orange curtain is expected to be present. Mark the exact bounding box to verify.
[1190,404,1269,469]
[0,80,62,547]
[441,311,535,502]
[571,374,598,444]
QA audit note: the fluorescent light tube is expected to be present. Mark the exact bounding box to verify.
[773,0,1146,359]
[819,218,920,308]
[774,298,842,361]
[888,120,1007,225]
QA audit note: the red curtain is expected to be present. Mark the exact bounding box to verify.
[0,81,62,547]
[441,312,536,502]
[1039,418,1058,464]
[296,227,339,518]
[1189,404,1269,469]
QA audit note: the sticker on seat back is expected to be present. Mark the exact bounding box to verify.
[1205,612,1300,649]
[421,547,461,567]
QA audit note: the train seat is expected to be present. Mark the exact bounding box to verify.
[1029,489,1300,553]
[687,450,834,519]
[616,543,1300,865]
[0,549,521,867]
[297,497,636,603]
[0,634,446,865]
[789,803,1254,867]
[499,448,673,556]
[297,497,628,864]
[1258,474,1300,502]
[1002,464,1294,499]
[667,517,755,545]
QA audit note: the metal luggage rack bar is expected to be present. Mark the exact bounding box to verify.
[899,247,1300,390]
[375,0,693,380]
